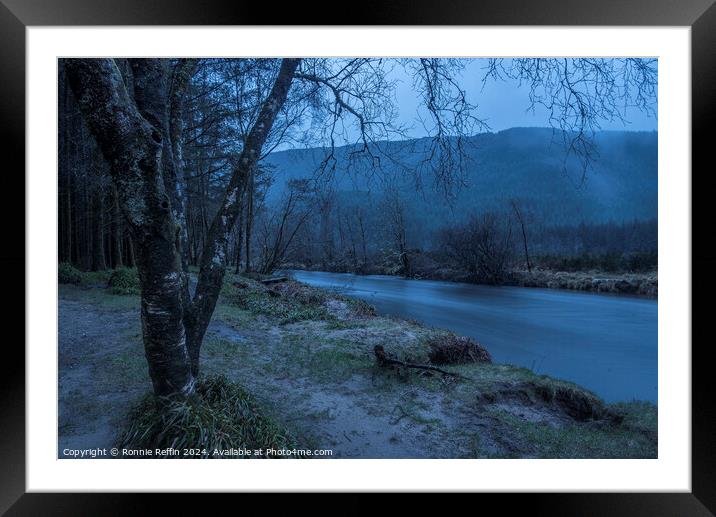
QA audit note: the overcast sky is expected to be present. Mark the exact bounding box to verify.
[389,58,658,136]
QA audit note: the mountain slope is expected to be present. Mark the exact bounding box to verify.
[263,127,657,226]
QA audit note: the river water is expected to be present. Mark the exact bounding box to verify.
[288,270,657,403]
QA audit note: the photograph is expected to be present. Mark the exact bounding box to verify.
[1,0,710,508]
[57,56,659,460]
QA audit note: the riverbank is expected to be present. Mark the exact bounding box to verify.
[284,262,658,298]
[289,269,657,402]
[511,269,657,297]
[59,271,657,458]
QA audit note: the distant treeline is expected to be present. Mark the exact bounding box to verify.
[528,220,657,273]
[281,191,658,283]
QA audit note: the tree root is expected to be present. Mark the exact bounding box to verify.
[373,345,467,379]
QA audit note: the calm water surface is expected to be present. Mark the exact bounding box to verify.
[288,270,657,403]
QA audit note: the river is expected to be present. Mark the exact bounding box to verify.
[287,270,657,403]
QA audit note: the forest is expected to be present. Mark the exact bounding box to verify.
[58,58,659,459]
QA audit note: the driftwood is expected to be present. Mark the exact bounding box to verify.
[373,345,465,379]
[260,276,289,285]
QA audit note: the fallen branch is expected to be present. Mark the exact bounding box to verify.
[373,345,466,379]
[260,276,289,285]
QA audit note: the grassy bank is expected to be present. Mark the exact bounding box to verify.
[58,267,657,458]
[511,268,658,297]
[283,260,658,298]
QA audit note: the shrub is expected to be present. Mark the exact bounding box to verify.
[222,277,332,324]
[533,383,612,422]
[437,212,514,284]
[58,262,82,284]
[427,334,492,365]
[109,267,140,295]
[347,298,377,318]
[271,281,327,306]
[116,375,297,458]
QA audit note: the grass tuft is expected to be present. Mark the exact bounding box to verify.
[426,333,492,365]
[116,375,296,458]
[345,298,377,318]
[58,262,83,285]
[109,267,140,295]
[532,382,612,421]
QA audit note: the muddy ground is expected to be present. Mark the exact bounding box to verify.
[58,277,657,459]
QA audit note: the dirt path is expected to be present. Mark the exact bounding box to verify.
[58,298,145,457]
[204,321,478,458]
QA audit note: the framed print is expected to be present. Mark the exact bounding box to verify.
[2,0,714,513]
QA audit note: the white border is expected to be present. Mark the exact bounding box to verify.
[27,27,691,492]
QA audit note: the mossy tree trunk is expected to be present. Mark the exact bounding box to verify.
[234,203,244,275]
[65,58,300,395]
[244,169,254,274]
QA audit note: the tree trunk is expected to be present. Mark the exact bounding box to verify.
[126,234,136,267]
[91,187,107,271]
[60,67,73,263]
[80,132,92,271]
[358,214,368,266]
[319,198,333,269]
[244,169,254,274]
[168,59,197,277]
[64,178,72,264]
[235,198,244,274]
[511,200,532,272]
[111,186,124,268]
[72,182,81,266]
[66,58,195,396]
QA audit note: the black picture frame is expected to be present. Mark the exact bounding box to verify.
[1,0,713,513]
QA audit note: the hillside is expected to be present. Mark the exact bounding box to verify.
[264,128,658,228]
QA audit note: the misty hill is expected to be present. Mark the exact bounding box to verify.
[263,127,657,228]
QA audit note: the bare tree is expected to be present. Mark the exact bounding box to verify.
[382,187,412,277]
[316,190,335,270]
[356,206,369,269]
[256,179,314,274]
[440,212,514,283]
[510,198,532,272]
